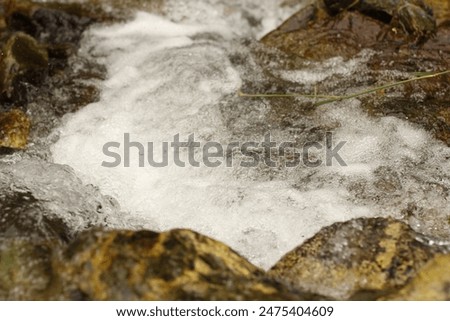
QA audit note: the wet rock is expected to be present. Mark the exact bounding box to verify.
[0,228,324,300]
[260,0,450,145]
[0,189,71,241]
[262,3,398,61]
[269,217,442,300]
[0,109,30,149]
[1,221,446,301]
[5,1,93,45]
[0,1,108,152]
[0,159,131,239]
[90,0,165,16]
[56,229,320,300]
[262,0,444,60]
[0,0,165,152]
[324,0,436,36]
[384,254,450,300]
[0,32,48,100]
[0,238,57,300]
[426,0,450,24]
[5,0,163,25]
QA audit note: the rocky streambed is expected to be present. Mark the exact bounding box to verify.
[1,0,450,300]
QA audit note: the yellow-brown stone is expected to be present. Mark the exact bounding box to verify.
[0,109,30,149]
[384,254,450,300]
[56,229,319,300]
[269,217,441,300]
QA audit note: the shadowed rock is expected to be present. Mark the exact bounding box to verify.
[0,32,48,101]
[0,189,71,241]
[0,238,57,300]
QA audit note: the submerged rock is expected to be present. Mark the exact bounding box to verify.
[384,254,450,300]
[56,229,319,300]
[0,159,134,239]
[269,217,443,300]
[0,188,71,241]
[0,109,30,149]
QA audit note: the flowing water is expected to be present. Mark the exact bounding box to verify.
[4,0,449,269]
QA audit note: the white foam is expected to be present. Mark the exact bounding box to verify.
[51,6,450,269]
[280,52,374,85]
[163,0,304,39]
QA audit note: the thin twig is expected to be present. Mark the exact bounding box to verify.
[237,90,341,99]
[238,69,450,107]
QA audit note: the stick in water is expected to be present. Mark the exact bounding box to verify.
[238,70,450,106]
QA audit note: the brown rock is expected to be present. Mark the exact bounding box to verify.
[262,5,387,61]
[427,0,450,25]
[0,1,111,141]
[0,18,5,32]
[0,228,325,300]
[4,0,164,25]
[260,0,450,145]
[0,109,30,149]
[56,229,321,300]
[269,217,442,300]
[0,238,57,300]
[0,32,48,99]
[384,254,450,300]
[262,0,449,61]
[0,188,71,241]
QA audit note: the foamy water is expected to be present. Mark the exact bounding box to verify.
[51,2,450,269]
